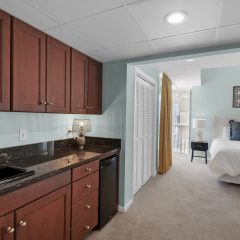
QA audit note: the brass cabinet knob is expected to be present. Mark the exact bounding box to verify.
[6,227,15,234]
[40,101,47,105]
[47,102,54,106]
[85,204,91,209]
[86,167,92,172]
[86,106,93,110]
[85,184,91,188]
[19,220,27,227]
[85,225,90,230]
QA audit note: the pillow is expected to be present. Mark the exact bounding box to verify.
[229,120,240,141]
[223,126,230,139]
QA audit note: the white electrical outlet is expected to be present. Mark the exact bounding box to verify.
[19,129,27,141]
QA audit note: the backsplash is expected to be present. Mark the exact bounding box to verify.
[0,112,106,148]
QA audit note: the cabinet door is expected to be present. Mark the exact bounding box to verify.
[0,10,10,111]
[47,37,70,113]
[0,213,14,240]
[15,185,71,240]
[71,49,88,114]
[87,59,102,114]
[12,18,46,112]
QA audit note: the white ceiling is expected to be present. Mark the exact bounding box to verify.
[151,51,240,88]
[1,0,240,62]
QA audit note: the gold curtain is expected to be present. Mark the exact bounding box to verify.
[158,73,172,174]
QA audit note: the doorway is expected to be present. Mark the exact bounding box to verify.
[172,89,191,154]
[132,68,157,195]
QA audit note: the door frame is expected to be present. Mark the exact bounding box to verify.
[132,67,158,195]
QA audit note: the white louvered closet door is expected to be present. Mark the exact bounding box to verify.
[133,74,155,194]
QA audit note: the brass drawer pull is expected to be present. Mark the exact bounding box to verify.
[85,225,90,230]
[19,220,27,227]
[85,184,92,188]
[86,167,92,172]
[85,204,91,209]
[39,101,47,105]
[6,227,15,234]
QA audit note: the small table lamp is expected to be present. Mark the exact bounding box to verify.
[193,119,207,142]
[72,119,91,150]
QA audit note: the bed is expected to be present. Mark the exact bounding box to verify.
[209,117,240,184]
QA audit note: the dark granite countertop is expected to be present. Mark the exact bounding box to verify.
[0,137,121,196]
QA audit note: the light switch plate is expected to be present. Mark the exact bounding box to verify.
[19,129,27,141]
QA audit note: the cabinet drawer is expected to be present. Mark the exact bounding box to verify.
[72,171,99,204]
[72,190,98,227]
[72,160,99,182]
[191,142,208,150]
[71,213,98,240]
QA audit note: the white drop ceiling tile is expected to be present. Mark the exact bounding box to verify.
[25,0,123,24]
[86,51,111,63]
[152,29,216,53]
[128,0,219,39]
[45,26,97,53]
[64,7,148,49]
[217,24,240,45]
[123,0,152,5]
[220,0,240,26]
[99,41,156,62]
[0,0,58,30]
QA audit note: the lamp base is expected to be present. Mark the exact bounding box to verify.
[76,135,86,150]
[196,129,203,142]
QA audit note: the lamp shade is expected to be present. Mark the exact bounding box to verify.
[72,119,91,132]
[192,119,207,129]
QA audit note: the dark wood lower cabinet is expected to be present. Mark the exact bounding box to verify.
[15,185,71,240]
[0,160,101,240]
[71,213,98,240]
[0,213,14,240]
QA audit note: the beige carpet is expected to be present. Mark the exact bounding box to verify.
[86,154,240,240]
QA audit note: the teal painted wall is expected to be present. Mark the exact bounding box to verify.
[191,66,240,143]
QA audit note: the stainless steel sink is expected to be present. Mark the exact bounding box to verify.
[0,166,35,185]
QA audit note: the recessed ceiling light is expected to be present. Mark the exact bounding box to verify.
[187,58,195,62]
[165,11,188,24]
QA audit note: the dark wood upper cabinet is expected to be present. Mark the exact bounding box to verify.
[0,213,14,240]
[71,49,88,114]
[87,58,102,114]
[47,37,70,113]
[15,185,71,240]
[12,18,46,112]
[0,10,10,111]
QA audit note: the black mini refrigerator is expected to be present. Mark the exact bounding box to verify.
[98,155,119,229]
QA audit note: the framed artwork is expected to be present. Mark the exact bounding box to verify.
[233,86,240,108]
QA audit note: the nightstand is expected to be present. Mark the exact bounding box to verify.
[191,141,208,164]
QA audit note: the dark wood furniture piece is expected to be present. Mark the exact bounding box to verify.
[0,172,71,240]
[191,141,208,164]
[71,49,88,114]
[47,37,71,113]
[71,160,99,240]
[0,213,14,240]
[0,10,102,114]
[12,18,46,112]
[0,10,10,111]
[87,59,102,114]
[0,158,103,240]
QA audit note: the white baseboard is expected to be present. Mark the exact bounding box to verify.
[118,198,134,213]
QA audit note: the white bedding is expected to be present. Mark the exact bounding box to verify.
[209,138,240,178]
